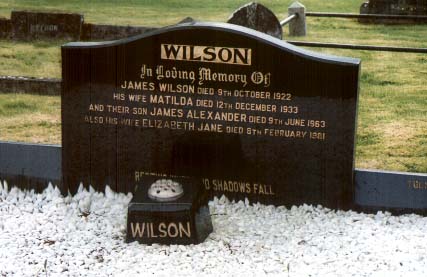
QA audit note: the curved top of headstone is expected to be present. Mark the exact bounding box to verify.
[63,22,358,66]
[227,2,283,39]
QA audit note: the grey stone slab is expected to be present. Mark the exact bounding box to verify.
[0,76,61,95]
[227,2,283,39]
[11,10,83,40]
[0,141,61,192]
[355,168,427,210]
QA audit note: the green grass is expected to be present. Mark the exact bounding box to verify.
[0,0,364,26]
[0,0,426,173]
[311,48,427,172]
[0,40,62,77]
[0,94,61,144]
[287,18,427,47]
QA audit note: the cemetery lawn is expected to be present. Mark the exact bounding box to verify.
[0,40,62,78]
[0,0,426,173]
[0,0,363,26]
[0,94,60,144]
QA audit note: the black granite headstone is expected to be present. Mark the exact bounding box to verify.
[11,10,83,40]
[61,22,360,210]
[126,177,212,244]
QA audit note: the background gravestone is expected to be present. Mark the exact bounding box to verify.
[11,11,83,40]
[62,22,360,210]
[360,0,427,23]
[0,17,11,39]
[361,0,427,15]
[227,2,283,39]
[178,17,196,24]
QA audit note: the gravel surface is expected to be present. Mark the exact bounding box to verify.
[1,181,427,276]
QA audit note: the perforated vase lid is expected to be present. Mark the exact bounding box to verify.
[148,179,184,202]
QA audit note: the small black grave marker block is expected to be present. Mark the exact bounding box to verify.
[61,22,360,209]
[126,177,212,245]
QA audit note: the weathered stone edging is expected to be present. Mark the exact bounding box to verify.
[81,23,157,40]
[0,76,61,95]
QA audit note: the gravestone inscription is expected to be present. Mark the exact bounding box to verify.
[62,22,360,210]
[11,11,83,40]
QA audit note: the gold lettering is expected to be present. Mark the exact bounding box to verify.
[179,222,191,238]
[235,102,276,112]
[408,179,427,190]
[161,44,251,65]
[167,223,178,238]
[120,80,155,91]
[159,223,167,237]
[131,223,145,238]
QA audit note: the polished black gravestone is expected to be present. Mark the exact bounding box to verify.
[11,10,83,40]
[126,177,212,244]
[62,22,360,210]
